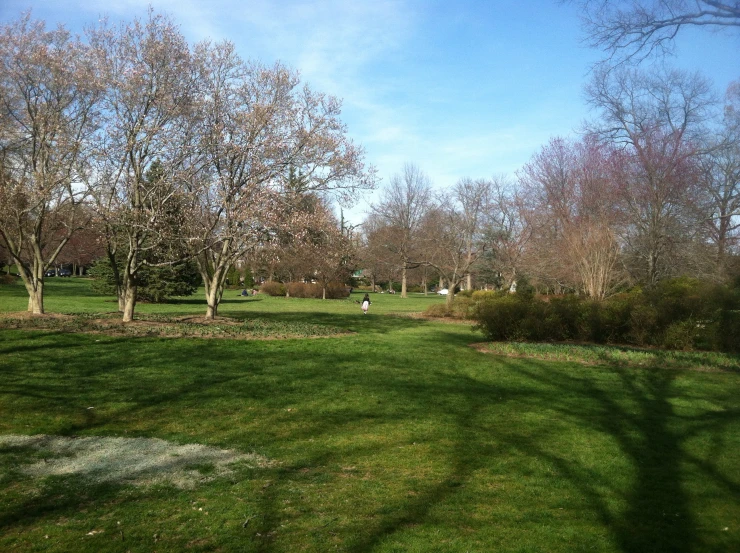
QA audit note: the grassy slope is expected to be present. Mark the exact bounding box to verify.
[0,279,739,552]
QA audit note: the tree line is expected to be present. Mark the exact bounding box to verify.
[360,1,739,304]
[360,69,739,304]
[2,5,737,320]
[0,11,375,320]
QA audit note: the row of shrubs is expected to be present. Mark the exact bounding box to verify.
[442,278,740,353]
[259,281,350,299]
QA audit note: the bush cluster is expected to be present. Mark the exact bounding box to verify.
[260,281,350,299]
[258,281,285,296]
[425,294,478,319]
[472,278,740,353]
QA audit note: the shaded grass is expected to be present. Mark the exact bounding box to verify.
[0,280,739,552]
[0,312,350,340]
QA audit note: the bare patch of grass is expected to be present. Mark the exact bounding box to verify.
[0,434,274,489]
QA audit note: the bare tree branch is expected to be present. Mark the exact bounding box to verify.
[567,0,740,64]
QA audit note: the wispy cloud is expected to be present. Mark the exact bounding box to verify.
[5,0,736,226]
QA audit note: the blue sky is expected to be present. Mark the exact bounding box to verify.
[2,1,739,224]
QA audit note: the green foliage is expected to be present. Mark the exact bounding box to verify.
[378,281,402,293]
[242,268,255,289]
[87,257,117,296]
[473,292,534,341]
[470,278,740,353]
[225,265,241,289]
[88,256,200,302]
[719,309,740,353]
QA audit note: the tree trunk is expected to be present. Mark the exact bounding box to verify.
[322,286,327,300]
[206,284,220,319]
[401,264,408,298]
[26,282,44,315]
[445,279,457,308]
[717,215,728,276]
[122,283,137,322]
[204,278,226,320]
[197,251,229,320]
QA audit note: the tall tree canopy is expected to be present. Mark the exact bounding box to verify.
[0,14,100,313]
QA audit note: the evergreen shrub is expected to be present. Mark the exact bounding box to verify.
[470,278,740,353]
[88,257,200,302]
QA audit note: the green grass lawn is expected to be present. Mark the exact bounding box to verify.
[1,278,739,552]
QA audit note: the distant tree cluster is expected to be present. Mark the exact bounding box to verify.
[362,68,740,301]
[0,11,375,320]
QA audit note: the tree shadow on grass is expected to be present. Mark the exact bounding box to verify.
[1,330,738,552]
[0,472,125,535]
[491,360,740,553]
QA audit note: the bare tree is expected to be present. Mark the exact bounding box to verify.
[520,136,626,298]
[370,163,432,297]
[568,0,740,64]
[295,202,356,299]
[424,190,490,307]
[477,179,532,292]
[586,66,715,284]
[358,212,398,292]
[87,12,197,322]
[0,14,100,313]
[452,177,494,290]
[189,41,375,318]
[696,82,740,276]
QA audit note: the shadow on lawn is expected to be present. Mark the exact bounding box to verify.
[494,363,699,553]
[0,330,738,552]
[333,358,738,553]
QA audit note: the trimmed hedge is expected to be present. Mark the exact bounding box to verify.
[259,281,286,296]
[261,281,350,299]
[471,278,740,353]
